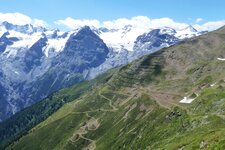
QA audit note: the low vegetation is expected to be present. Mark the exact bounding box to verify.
[1,26,225,150]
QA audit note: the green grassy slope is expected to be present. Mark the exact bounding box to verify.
[5,26,225,149]
[0,70,115,149]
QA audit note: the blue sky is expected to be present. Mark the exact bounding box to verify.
[0,0,225,31]
[0,0,224,23]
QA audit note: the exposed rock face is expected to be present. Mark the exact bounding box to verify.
[0,25,109,120]
[24,36,47,72]
[53,26,109,72]
[134,29,179,51]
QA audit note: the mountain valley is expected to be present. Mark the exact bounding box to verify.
[1,26,225,149]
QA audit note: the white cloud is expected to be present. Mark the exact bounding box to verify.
[195,18,204,23]
[193,20,225,31]
[0,13,32,25]
[0,13,224,32]
[55,16,190,31]
[149,18,188,30]
[0,12,48,27]
[55,16,225,32]
[33,19,48,27]
[102,16,152,29]
[55,17,100,29]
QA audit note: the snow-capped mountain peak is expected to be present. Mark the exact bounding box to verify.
[182,25,198,32]
[0,22,207,121]
[0,22,205,59]
[1,21,34,34]
[97,25,151,52]
[43,31,73,57]
[159,27,177,35]
[175,25,200,39]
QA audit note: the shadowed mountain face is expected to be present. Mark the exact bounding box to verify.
[134,29,179,49]
[0,26,109,121]
[0,83,8,121]
[24,27,110,107]
[53,26,109,72]
[0,32,19,52]
[1,26,225,149]
[24,36,47,72]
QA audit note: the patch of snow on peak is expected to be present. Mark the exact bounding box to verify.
[159,27,176,35]
[3,31,42,58]
[0,26,7,36]
[42,31,73,57]
[184,25,198,32]
[175,25,199,39]
[99,26,151,52]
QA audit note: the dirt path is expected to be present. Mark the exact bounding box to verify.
[70,112,100,150]
[98,91,118,111]
[135,86,187,109]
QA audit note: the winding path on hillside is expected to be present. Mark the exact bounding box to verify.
[69,90,121,149]
[98,91,118,111]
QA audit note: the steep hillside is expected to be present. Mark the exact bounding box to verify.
[0,21,202,121]
[3,26,225,149]
[0,70,115,149]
